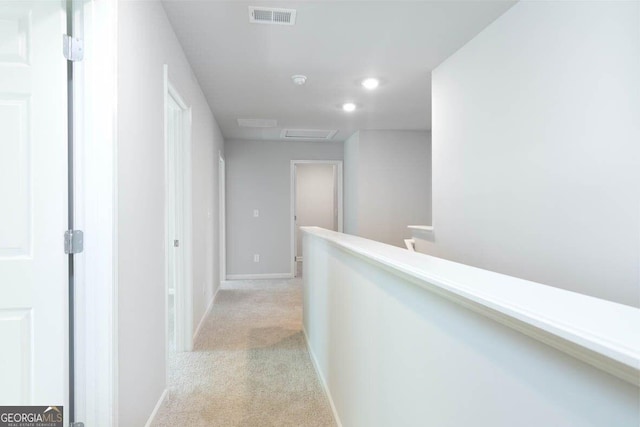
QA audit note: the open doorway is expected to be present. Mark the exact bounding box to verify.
[164,67,194,357]
[291,161,343,277]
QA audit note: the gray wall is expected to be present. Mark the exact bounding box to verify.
[344,132,359,235]
[344,130,432,247]
[425,1,640,307]
[225,139,343,276]
[117,2,225,424]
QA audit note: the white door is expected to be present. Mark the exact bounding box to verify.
[0,0,69,407]
[167,93,183,351]
[165,82,193,353]
[219,153,225,282]
[295,163,338,260]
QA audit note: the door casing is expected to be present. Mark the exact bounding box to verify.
[71,1,118,426]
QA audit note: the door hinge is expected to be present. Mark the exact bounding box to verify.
[64,230,84,254]
[174,239,180,248]
[63,34,84,61]
[70,422,85,427]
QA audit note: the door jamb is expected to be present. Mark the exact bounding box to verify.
[74,0,118,425]
[289,160,343,277]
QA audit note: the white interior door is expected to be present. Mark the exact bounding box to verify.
[0,0,69,407]
[167,93,183,351]
[219,153,225,282]
[165,80,193,353]
[295,163,338,260]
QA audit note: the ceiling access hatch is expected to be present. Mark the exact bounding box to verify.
[249,6,297,25]
[281,129,338,140]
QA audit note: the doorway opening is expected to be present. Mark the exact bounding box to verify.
[290,161,343,277]
[164,67,194,358]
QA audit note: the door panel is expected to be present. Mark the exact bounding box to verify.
[0,1,68,406]
[0,95,30,256]
[0,309,30,403]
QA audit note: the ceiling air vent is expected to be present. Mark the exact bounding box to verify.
[237,118,278,128]
[249,6,296,26]
[281,129,338,141]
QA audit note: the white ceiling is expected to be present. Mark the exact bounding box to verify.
[162,1,515,142]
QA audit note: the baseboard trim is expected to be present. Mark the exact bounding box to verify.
[192,287,220,343]
[144,388,168,427]
[302,326,343,427]
[226,273,293,280]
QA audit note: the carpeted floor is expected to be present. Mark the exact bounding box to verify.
[152,278,336,427]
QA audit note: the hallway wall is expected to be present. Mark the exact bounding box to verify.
[344,130,432,247]
[117,2,225,425]
[427,1,640,306]
[225,139,343,277]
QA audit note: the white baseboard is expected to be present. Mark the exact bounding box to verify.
[302,326,343,427]
[193,287,219,343]
[225,273,293,280]
[144,388,168,427]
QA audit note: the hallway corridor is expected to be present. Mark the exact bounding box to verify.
[152,279,336,426]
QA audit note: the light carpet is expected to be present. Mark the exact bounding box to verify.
[152,278,336,427]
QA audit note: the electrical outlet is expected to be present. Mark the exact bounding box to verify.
[253,254,260,263]
[253,209,259,217]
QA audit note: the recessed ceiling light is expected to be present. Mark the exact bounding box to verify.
[342,102,356,112]
[361,78,380,90]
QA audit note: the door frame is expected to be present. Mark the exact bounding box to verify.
[163,66,194,355]
[219,151,226,282]
[73,1,118,426]
[290,160,343,277]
